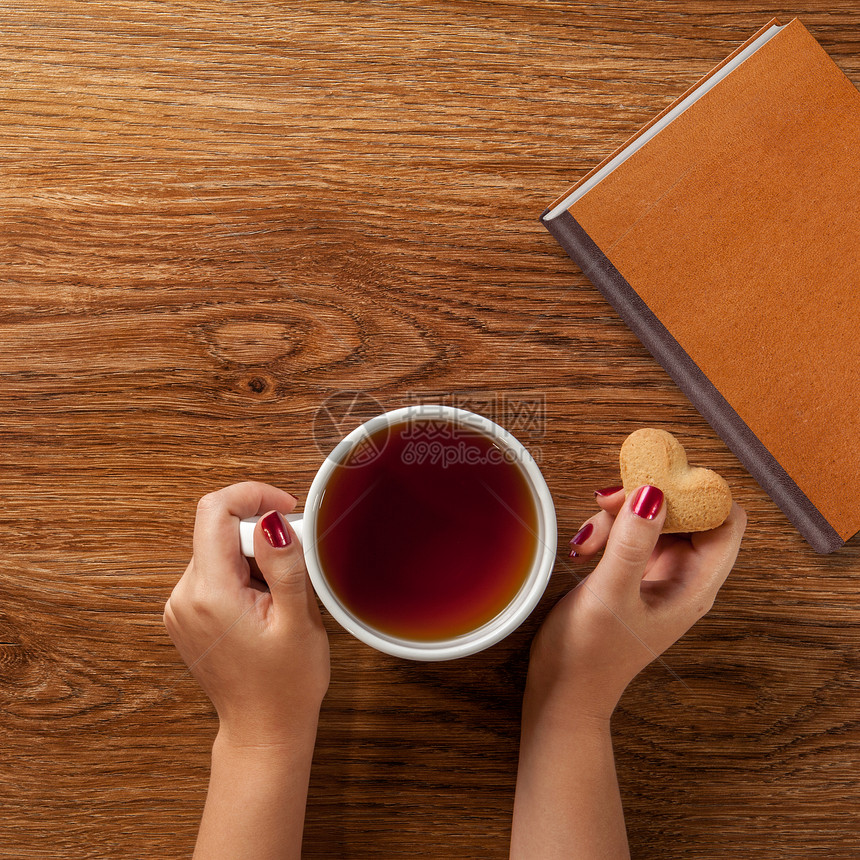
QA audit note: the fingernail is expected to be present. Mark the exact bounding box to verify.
[260,511,291,548]
[570,522,593,547]
[569,521,594,558]
[594,485,624,497]
[631,485,664,520]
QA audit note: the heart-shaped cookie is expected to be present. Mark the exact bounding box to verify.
[620,428,732,533]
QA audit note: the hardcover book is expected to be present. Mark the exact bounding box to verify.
[542,18,860,552]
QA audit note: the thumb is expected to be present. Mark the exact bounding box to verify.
[591,485,666,600]
[254,510,314,608]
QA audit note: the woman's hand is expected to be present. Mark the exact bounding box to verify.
[164,481,330,747]
[528,485,747,721]
[164,482,331,859]
[510,485,746,859]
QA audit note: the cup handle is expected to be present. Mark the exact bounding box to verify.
[239,513,305,558]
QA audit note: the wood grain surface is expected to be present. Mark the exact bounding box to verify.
[1,2,857,857]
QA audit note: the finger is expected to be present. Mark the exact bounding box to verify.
[569,485,627,558]
[163,559,194,627]
[192,482,298,585]
[590,485,666,600]
[569,509,617,558]
[593,485,626,516]
[247,558,270,593]
[685,501,747,604]
[253,511,318,615]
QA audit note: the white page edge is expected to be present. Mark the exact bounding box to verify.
[544,23,786,221]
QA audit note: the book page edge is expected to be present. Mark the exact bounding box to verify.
[543,18,785,221]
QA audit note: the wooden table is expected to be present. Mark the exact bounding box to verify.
[1,2,857,857]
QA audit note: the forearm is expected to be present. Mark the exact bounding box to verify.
[193,725,319,860]
[510,682,629,860]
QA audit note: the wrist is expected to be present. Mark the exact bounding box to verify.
[525,628,636,723]
[215,708,321,754]
[212,724,318,779]
[523,659,623,728]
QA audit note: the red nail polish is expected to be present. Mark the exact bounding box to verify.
[594,485,624,497]
[631,485,664,520]
[570,522,593,547]
[260,511,291,548]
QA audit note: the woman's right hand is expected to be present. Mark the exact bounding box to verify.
[527,485,746,722]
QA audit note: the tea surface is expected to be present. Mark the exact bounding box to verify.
[315,419,539,641]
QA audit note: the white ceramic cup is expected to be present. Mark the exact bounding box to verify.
[240,404,557,661]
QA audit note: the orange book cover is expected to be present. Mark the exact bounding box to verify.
[543,19,860,552]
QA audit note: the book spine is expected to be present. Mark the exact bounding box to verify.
[542,208,843,554]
